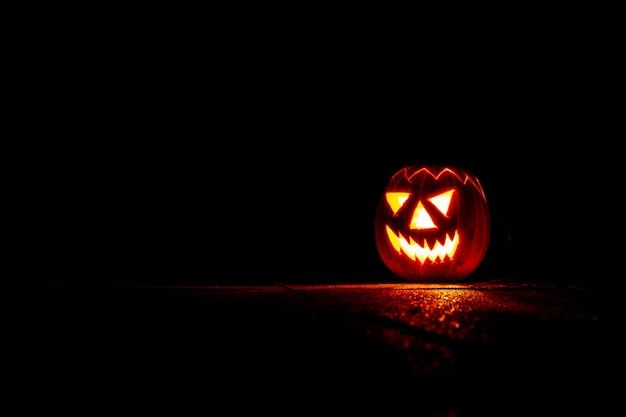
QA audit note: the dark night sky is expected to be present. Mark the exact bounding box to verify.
[23,10,619,289]
[33,136,615,289]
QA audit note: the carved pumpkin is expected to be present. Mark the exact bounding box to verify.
[374,164,490,282]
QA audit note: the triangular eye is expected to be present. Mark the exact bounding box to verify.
[385,192,410,214]
[429,189,454,217]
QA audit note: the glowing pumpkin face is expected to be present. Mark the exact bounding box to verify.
[374,165,491,282]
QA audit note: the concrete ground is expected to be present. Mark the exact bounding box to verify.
[22,281,616,416]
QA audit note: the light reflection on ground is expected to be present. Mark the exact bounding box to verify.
[285,282,595,343]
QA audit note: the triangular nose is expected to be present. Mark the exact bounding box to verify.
[411,201,437,230]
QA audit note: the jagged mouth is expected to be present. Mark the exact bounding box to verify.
[385,225,459,263]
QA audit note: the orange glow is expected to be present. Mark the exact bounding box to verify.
[385,192,410,214]
[385,226,459,263]
[406,167,488,201]
[428,189,454,217]
[375,164,490,281]
[412,201,437,229]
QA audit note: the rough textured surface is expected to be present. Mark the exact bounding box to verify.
[24,282,614,415]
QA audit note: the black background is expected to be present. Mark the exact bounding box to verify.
[22,8,619,290]
[14,12,620,416]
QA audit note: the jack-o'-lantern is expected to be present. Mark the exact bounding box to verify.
[374,164,490,282]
